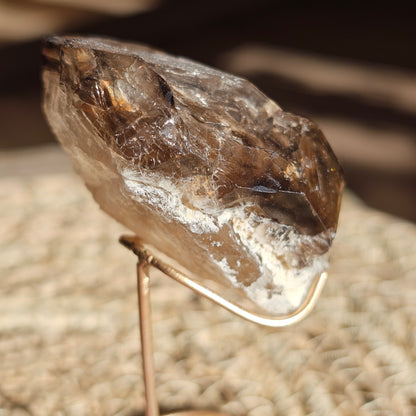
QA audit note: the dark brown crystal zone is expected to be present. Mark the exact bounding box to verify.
[42,36,344,237]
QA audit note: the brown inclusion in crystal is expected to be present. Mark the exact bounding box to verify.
[42,36,344,315]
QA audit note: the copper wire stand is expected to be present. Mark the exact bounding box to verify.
[120,235,327,416]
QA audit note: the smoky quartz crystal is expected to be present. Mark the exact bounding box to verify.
[42,36,344,316]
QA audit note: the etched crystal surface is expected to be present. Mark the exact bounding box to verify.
[42,36,344,316]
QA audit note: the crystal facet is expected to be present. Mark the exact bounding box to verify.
[42,36,344,316]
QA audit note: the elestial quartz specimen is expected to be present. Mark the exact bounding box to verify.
[42,36,344,316]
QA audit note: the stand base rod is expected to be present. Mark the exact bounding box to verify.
[137,261,160,416]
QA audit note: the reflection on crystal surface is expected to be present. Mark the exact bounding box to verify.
[42,36,344,316]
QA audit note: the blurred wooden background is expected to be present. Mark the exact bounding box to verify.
[0,0,415,221]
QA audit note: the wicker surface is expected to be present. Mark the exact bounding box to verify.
[1,171,415,416]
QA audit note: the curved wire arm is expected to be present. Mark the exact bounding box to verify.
[120,235,327,328]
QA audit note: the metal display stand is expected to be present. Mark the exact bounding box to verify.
[120,235,327,416]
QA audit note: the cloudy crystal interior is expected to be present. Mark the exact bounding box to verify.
[42,36,344,316]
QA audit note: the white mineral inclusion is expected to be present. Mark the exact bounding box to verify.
[123,168,219,235]
[122,167,328,314]
[216,208,328,313]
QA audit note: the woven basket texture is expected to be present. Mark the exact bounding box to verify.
[1,173,415,416]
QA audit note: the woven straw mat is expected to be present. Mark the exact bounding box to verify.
[1,172,415,416]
